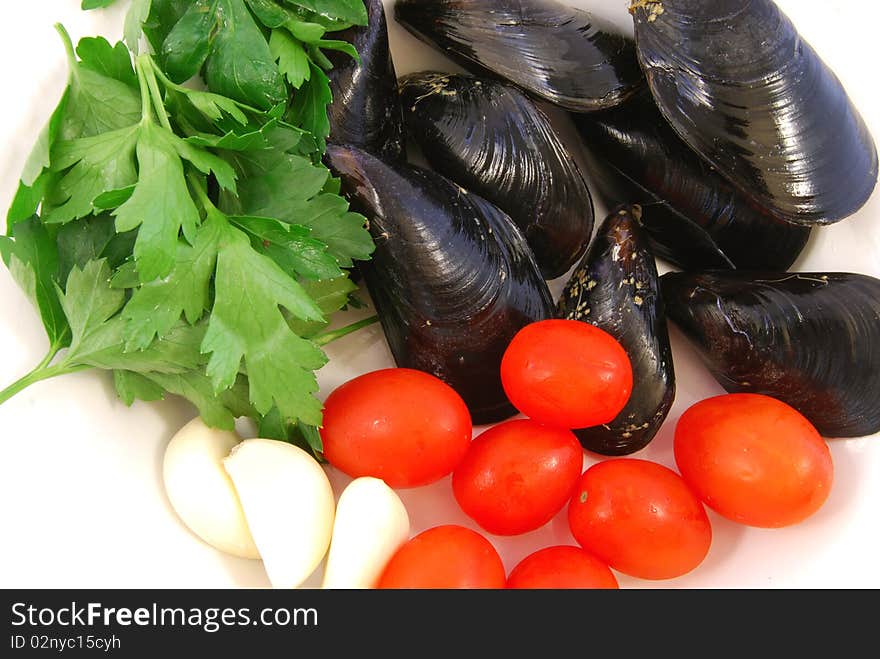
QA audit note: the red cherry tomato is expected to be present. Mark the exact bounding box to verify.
[320,368,472,488]
[452,419,583,535]
[377,525,506,589]
[506,546,619,589]
[674,393,833,528]
[568,459,712,580]
[500,319,633,429]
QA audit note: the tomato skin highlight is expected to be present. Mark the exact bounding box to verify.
[376,525,507,589]
[500,319,633,429]
[674,393,833,528]
[320,368,472,488]
[567,458,712,580]
[506,546,619,589]
[452,419,584,535]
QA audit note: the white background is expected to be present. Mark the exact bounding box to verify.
[0,0,878,589]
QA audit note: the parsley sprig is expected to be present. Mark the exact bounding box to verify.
[0,1,374,457]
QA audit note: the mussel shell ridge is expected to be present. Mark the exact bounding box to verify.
[631,0,878,226]
[662,271,880,438]
[557,205,675,455]
[400,72,594,279]
[327,0,405,161]
[325,144,554,424]
[395,0,645,112]
[574,91,812,270]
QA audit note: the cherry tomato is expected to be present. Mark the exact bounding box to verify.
[500,319,633,429]
[320,368,472,488]
[452,419,583,535]
[674,393,833,528]
[506,546,619,589]
[568,459,712,580]
[377,525,506,589]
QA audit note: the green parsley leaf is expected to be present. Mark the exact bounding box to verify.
[0,218,69,348]
[43,124,140,224]
[55,26,141,141]
[161,0,219,82]
[286,275,358,337]
[203,0,287,110]
[138,371,255,429]
[122,213,222,350]
[76,37,138,88]
[201,222,327,425]
[124,0,154,55]
[269,29,311,88]
[112,122,201,282]
[283,0,367,26]
[114,370,166,405]
[287,62,332,146]
[230,215,342,280]
[82,0,119,9]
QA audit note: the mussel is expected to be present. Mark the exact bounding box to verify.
[573,90,812,270]
[630,0,878,226]
[662,270,880,438]
[399,72,594,279]
[557,205,675,455]
[394,0,645,113]
[327,0,405,161]
[325,144,554,424]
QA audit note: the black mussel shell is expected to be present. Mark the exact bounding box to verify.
[394,0,645,113]
[630,0,878,226]
[574,91,812,270]
[325,144,554,424]
[662,270,880,438]
[557,205,675,455]
[399,72,594,279]
[327,0,405,161]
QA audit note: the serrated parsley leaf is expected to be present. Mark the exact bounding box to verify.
[112,122,200,282]
[288,62,332,146]
[55,27,141,140]
[0,218,69,348]
[124,0,154,55]
[140,371,255,429]
[76,37,138,88]
[122,213,222,350]
[43,124,140,224]
[114,370,166,405]
[204,0,287,110]
[201,222,327,425]
[269,29,311,88]
[230,215,342,280]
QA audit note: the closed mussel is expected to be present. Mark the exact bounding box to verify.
[327,0,405,161]
[325,144,554,424]
[662,271,880,438]
[557,205,675,455]
[574,90,812,270]
[630,0,878,226]
[394,0,644,112]
[400,72,594,279]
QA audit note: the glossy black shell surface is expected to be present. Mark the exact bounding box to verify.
[325,144,554,424]
[631,0,878,226]
[662,270,880,438]
[395,0,644,112]
[557,205,675,455]
[400,72,594,279]
[327,0,405,161]
[574,91,812,270]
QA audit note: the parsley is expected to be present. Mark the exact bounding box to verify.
[1,2,375,457]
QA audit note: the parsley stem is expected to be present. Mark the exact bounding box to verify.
[140,55,174,133]
[311,315,379,346]
[0,359,90,406]
[54,24,77,76]
[135,57,154,124]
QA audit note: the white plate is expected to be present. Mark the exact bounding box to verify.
[1,0,878,589]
